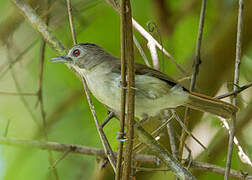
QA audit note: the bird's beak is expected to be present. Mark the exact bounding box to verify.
[50,56,72,63]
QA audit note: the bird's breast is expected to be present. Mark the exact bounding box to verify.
[84,69,122,112]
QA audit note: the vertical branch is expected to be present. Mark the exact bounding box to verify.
[39,40,59,180]
[66,0,77,45]
[81,78,117,171]
[39,34,60,180]
[37,1,59,179]
[179,0,207,158]
[115,0,127,178]
[38,41,46,121]
[121,0,135,179]
[224,0,244,179]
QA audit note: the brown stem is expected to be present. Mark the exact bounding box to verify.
[179,0,207,158]
[225,0,244,179]
[115,0,127,178]
[121,0,135,179]
[216,82,252,99]
[81,78,117,172]
[66,0,77,45]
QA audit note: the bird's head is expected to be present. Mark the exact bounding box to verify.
[50,43,112,70]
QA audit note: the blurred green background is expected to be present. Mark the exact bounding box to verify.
[0,0,252,179]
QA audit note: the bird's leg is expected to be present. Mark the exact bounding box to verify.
[101,111,115,128]
[101,110,127,142]
[92,110,117,171]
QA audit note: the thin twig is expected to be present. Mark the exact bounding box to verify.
[172,110,207,150]
[147,39,159,70]
[179,0,207,158]
[191,161,252,180]
[115,0,127,178]
[36,0,59,178]
[146,21,164,71]
[50,149,72,169]
[38,39,59,180]
[121,1,135,179]
[216,82,252,99]
[81,78,117,172]
[133,35,151,67]
[37,40,47,107]
[3,120,11,137]
[225,1,244,178]
[37,40,47,133]
[66,0,77,44]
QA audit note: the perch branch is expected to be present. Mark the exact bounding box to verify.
[81,78,117,172]
[179,0,207,158]
[115,0,127,178]
[121,0,135,179]
[216,82,252,99]
[225,0,244,179]
[66,0,77,44]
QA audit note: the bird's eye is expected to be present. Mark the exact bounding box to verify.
[73,49,80,57]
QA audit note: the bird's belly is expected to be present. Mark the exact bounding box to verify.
[85,73,122,112]
[85,73,188,120]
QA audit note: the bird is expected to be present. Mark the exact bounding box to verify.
[50,43,238,120]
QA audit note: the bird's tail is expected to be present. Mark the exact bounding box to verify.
[185,92,239,119]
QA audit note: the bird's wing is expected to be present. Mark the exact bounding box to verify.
[111,61,188,99]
